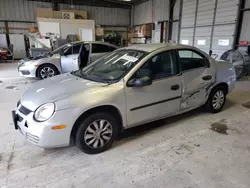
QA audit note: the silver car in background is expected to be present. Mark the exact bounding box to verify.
[12,43,236,154]
[18,41,118,79]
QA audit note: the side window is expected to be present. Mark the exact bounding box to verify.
[133,51,178,80]
[72,44,82,54]
[109,46,117,52]
[178,50,208,71]
[92,44,110,53]
[63,46,73,55]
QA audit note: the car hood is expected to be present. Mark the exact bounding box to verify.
[20,74,105,111]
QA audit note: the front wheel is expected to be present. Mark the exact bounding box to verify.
[37,64,58,79]
[205,86,226,113]
[76,112,118,154]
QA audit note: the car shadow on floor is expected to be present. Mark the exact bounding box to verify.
[113,98,236,148]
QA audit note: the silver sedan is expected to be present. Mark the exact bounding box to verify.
[12,43,236,154]
[18,41,118,79]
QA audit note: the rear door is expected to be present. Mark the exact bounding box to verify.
[89,43,113,63]
[177,49,216,110]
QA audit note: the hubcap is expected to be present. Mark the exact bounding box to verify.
[40,67,55,79]
[212,90,225,110]
[84,120,113,149]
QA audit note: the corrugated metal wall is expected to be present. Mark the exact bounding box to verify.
[133,1,153,25]
[180,0,239,57]
[0,0,52,21]
[173,0,180,20]
[239,1,250,43]
[0,0,130,25]
[133,0,169,25]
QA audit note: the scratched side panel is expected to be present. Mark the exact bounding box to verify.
[180,66,216,110]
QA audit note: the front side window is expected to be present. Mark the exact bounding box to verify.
[92,44,110,53]
[133,51,178,80]
[71,50,146,82]
[53,44,72,55]
[109,46,117,52]
[178,50,208,71]
[72,44,83,54]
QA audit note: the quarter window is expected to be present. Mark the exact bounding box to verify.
[178,50,208,71]
[133,51,178,80]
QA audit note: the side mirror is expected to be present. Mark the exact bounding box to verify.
[128,76,152,87]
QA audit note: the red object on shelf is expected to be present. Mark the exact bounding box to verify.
[239,40,249,46]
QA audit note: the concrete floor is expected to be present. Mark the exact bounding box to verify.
[1,63,250,188]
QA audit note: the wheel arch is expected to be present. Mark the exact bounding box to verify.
[211,82,229,95]
[70,105,124,144]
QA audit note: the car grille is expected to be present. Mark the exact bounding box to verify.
[26,133,39,144]
[19,105,32,115]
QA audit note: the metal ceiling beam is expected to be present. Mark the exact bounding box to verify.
[27,0,132,9]
[132,0,149,6]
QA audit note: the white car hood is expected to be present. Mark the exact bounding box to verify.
[20,73,104,111]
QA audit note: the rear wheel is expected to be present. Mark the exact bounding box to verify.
[205,86,226,113]
[76,112,118,154]
[37,64,58,79]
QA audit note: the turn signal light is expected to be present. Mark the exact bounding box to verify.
[51,125,66,130]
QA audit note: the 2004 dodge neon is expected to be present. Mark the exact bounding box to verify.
[12,43,236,154]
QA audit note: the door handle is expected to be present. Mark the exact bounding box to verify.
[171,84,180,90]
[202,75,212,81]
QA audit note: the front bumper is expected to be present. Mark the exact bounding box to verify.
[18,63,37,78]
[12,105,77,148]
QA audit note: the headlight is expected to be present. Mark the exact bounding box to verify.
[34,103,55,122]
[24,62,36,68]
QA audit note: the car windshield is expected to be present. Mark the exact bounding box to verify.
[72,50,146,83]
[52,43,72,54]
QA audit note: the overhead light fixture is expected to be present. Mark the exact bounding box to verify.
[122,0,132,1]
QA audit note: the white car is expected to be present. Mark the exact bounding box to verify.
[13,43,236,154]
[17,41,118,79]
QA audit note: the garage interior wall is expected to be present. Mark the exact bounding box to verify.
[239,0,250,42]
[132,0,170,25]
[0,0,130,31]
[180,0,239,57]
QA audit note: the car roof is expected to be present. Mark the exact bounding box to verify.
[122,43,194,52]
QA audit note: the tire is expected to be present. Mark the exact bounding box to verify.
[205,86,226,113]
[37,64,58,79]
[75,112,118,154]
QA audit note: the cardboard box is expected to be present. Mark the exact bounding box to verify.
[61,9,87,19]
[141,24,152,37]
[36,8,87,19]
[29,27,38,33]
[53,11,62,19]
[95,28,104,36]
[37,8,54,18]
[62,12,75,19]
[128,32,137,39]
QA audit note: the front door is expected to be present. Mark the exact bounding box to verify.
[177,49,216,110]
[125,50,182,127]
[61,43,82,73]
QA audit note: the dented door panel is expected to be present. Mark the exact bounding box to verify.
[180,67,216,110]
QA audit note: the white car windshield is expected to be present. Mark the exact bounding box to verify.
[77,50,146,82]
